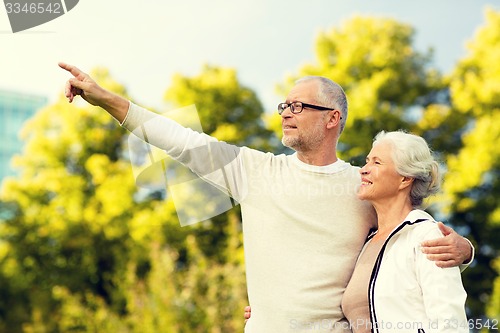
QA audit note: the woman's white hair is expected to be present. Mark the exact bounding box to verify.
[373,130,441,207]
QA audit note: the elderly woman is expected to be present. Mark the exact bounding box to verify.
[244,130,469,331]
[341,130,468,333]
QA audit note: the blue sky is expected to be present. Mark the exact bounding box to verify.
[0,0,498,112]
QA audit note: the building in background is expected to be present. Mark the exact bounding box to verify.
[0,90,47,183]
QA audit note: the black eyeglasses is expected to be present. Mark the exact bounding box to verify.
[277,101,336,115]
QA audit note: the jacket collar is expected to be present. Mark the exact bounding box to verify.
[367,209,434,241]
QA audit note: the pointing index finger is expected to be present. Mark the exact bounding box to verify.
[58,62,85,78]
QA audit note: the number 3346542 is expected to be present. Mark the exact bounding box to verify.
[5,2,62,14]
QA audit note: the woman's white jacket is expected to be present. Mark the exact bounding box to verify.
[366,209,468,333]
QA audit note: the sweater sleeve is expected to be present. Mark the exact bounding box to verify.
[459,238,475,272]
[414,225,469,333]
[121,102,249,203]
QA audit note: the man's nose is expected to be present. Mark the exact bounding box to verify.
[280,106,293,117]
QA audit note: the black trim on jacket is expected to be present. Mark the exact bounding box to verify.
[368,218,429,333]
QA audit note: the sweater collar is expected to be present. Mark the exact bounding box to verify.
[290,152,349,174]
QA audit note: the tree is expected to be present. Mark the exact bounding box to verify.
[443,7,500,319]
[165,64,276,151]
[0,68,138,331]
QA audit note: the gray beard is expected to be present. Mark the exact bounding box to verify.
[281,122,326,152]
[281,136,300,151]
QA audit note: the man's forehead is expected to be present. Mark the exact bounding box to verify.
[287,81,317,101]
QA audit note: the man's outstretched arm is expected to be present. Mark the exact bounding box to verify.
[58,62,129,123]
[421,222,474,268]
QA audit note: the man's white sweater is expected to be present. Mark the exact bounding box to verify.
[122,103,376,333]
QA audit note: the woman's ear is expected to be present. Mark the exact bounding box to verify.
[399,176,414,190]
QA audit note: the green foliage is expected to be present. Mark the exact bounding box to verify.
[0,70,138,331]
[164,64,277,151]
[442,7,500,318]
[487,258,500,321]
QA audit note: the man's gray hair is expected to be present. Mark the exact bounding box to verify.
[295,76,348,134]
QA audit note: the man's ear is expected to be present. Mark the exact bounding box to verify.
[326,110,341,129]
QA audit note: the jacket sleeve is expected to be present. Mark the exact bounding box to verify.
[414,225,469,333]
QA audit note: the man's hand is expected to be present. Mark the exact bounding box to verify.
[421,222,473,268]
[58,62,129,122]
[59,62,104,105]
[244,306,251,324]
